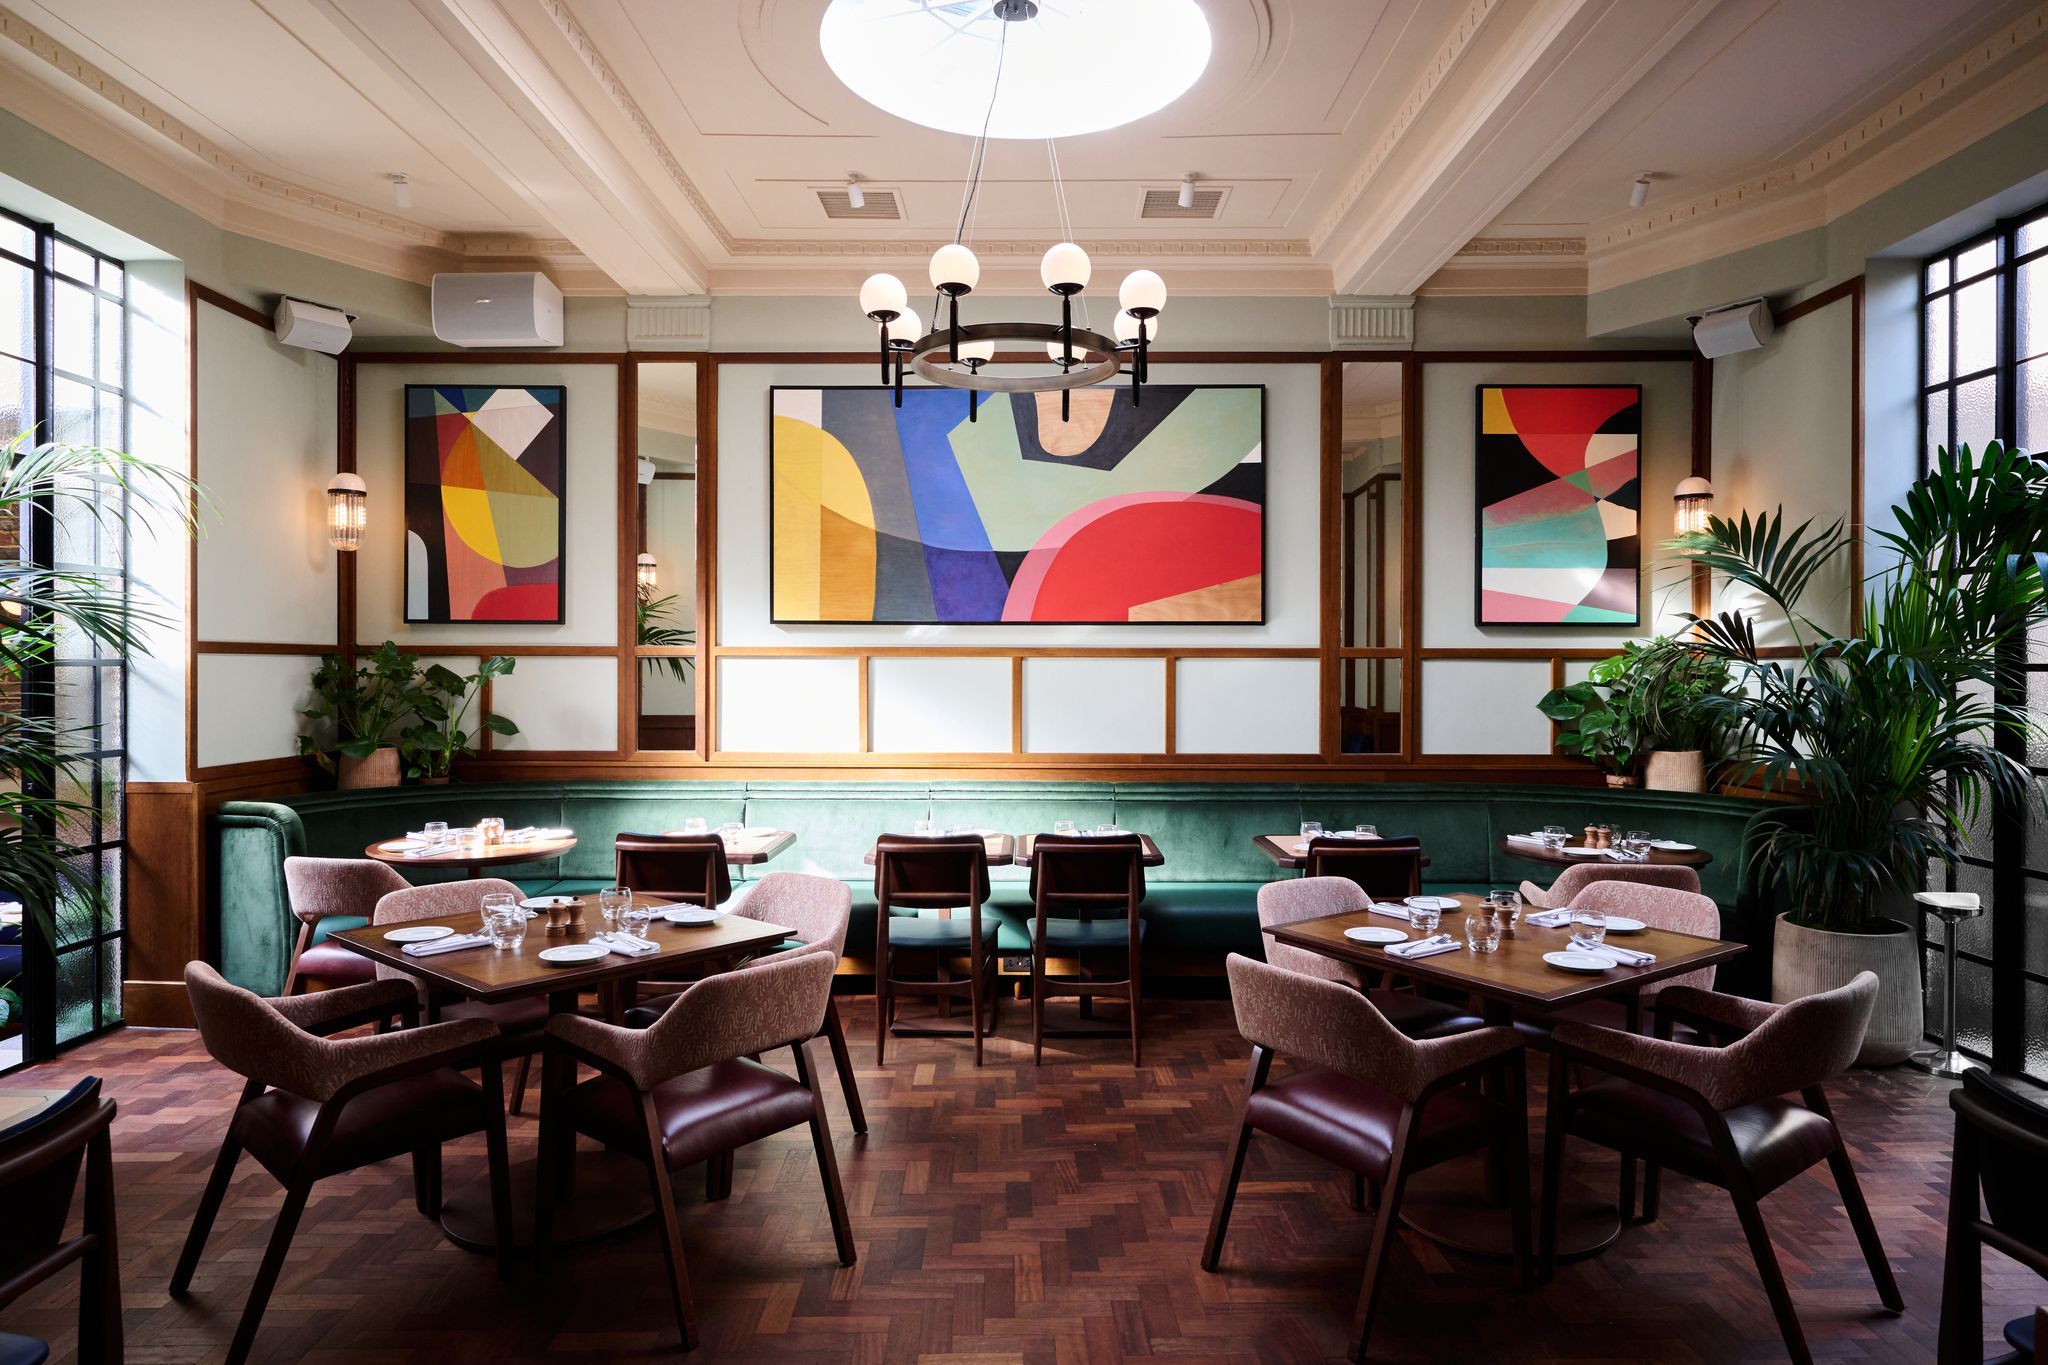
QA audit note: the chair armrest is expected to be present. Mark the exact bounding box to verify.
[1413,1025,1523,1088]
[1518,879,1552,910]
[1654,986,1779,1043]
[322,1018,501,1102]
[1549,1021,1738,1109]
[270,978,419,1036]
[547,1013,650,1087]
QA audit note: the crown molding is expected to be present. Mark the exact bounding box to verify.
[1455,236,1585,257]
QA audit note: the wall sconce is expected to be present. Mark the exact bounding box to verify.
[636,552,658,595]
[1673,475,1713,535]
[326,472,367,551]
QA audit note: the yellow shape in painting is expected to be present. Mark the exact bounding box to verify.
[773,414,876,619]
[1481,387,1515,435]
[443,424,559,566]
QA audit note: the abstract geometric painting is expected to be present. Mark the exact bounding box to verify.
[771,385,1264,624]
[404,384,565,623]
[1474,384,1640,626]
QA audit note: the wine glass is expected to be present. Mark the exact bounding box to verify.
[1354,823,1378,839]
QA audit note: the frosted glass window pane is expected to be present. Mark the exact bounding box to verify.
[1925,389,1949,462]
[98,297,122,385]
[1925,295,1949,383]
[1955,375,1996,453]
[1958,239,1998,281]
[1926,257,1950,291]
[0,358,29,442]
[53,376,93,445]
[2020,260,2046,362]
[1955,278,1996,375]
[2021,360,2047,454]
[2021,216,2048,258]
[53,240,93,283]
[0,218,31,260]
[2025,873,2048,978]
[0,259,29,359]
[54,280,93,376]
[1954,861,1996,957]
[2026,979,2048,1084]
[98,258,123,295]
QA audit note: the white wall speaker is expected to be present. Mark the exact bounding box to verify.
[272,297,352,354]
[1691,300,1774,358]
[431,272,564,348]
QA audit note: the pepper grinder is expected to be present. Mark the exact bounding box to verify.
[544,901,570,936]
[1582,823,1599,849]
[565,899,587,933]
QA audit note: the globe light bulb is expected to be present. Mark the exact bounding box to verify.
[1113,310,1160,345]
[1118,269,1167,314]
[929,243,980,292]
[879,307,922,346]
[957,339,996,365]
[858,272,908,317]
[1040,242,1092,292]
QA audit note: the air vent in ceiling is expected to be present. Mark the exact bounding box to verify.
[818,188,902,221]
[1141,187,1225,220]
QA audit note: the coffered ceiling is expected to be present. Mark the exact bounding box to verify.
[1,0,2043,302]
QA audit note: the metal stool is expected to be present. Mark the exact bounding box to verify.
[1912,889,1983,1077]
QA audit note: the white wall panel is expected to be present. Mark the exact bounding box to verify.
[488,656,618,751]
[1420,659,1552,755]
[869,656,1010,753]
[1022,658,1166,754]
[1175,658,1319,753]
[718,362,1316,647]
[197,654,315,767]
[195,304,337,644]
[718,657,861,752]
[354,363,617,646]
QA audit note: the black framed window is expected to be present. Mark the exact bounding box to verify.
[1918,198,2048,1079]
[1,205,128,1065]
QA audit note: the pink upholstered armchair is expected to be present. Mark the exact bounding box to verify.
[1257,877,1483,1041]
[281,856,410,994]
[1519,860,1701,910]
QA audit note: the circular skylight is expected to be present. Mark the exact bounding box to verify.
[820,0,1212,141]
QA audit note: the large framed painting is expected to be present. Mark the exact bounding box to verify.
[1474,384,1641,627]
[770,385,1265,624]
[404,383,565,623]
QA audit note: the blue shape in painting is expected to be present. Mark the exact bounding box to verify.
[891,396,1009,621]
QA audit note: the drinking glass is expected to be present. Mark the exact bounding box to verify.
[1354,824,1378,839]
[422,820,448,842]
[1096,823,1120,835]
[1571,906,1609,948]
[1625,829,1653,861]
[599,886,631,934]
[1300,821,1324,842]
[913,818,940,836]
[621,906,658,942]
[1542,824,1569,851]
[682,817,708,835]
[1408,901,1442,935]
[460,826,485,854]
[480,890,518,930]
[1053,820,1078,836]
[717,821,744,842]
[481,891,524,949]
[1465,908,1503,954]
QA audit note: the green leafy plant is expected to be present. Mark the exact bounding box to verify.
[1,433,201,1032]
[400,657,518,780]
[1536,672,1643,777]
[636,592,696,685]
[296,641,425,774]
[1673,442,2048,932]
[1625,636,1734,753]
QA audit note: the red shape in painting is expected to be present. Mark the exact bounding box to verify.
[470,582,559,621]
[1005,493,1261,622]
[1502,388,1637,478]
[1481,590,1571,623]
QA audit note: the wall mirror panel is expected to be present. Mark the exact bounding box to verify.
[633,361,700,751]
[1339,361,1403,754]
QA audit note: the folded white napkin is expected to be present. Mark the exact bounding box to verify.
[1572,937,1656,967]
[1386,933,1459,960]
[1505,833,1546,846]
[402,933,492,958]
[1526,908,1575,928]
[598,932,659,956]
[1367,902,1415,921]
[403,844,461,860]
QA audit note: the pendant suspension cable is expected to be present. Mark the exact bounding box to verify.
[932,11,1011,334]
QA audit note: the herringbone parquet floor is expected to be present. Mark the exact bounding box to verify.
[1,1000,2035,1363]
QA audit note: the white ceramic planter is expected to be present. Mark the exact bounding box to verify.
[1771,913,1923,1066]
[1643,749,1706,792]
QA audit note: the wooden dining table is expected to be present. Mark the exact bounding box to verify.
[1252,833,1431,871]
[1012,832,1165,868]
[364,832,578,882]
[1496,833,1714,871]
[327,898,793,1253]
[682,827,796,865]
[1266,893,1745,1261]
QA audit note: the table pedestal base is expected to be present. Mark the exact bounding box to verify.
[440,1152,651,1254]
[1397,1154,1622,1264]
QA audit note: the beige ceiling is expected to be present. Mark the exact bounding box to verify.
[1,0,2043,301]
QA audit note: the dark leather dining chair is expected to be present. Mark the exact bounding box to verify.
[1540,972,1900,1365]
[282,856,407,994]
[174,964,513,1365]
[873,834,996,1066]
[535,949,854,1352]
[1204,953,1529,1363]
[614,832,733,908]
[1026,833,1146,1066]
[1940,1068,2048,1364]
[0,1077,120,1365]
[1303,837,1423,900]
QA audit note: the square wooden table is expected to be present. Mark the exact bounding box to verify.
[1252,833,1431,871]
[1013,832,1165,868]
[328,902,793,1253]
[1267,894,1745,1262]
[656,827,796,866]
[861,832,1015,867]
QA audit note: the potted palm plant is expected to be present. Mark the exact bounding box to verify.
[1,434,200,1039]
[1631,636,1732,792]
[1675,443,2048,1062]
[296,641,424,788]
[400,657,519,782]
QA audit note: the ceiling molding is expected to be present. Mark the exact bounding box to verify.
[1455,236,1586,257]
[1329,295,1415,350]
[626,295,712,349]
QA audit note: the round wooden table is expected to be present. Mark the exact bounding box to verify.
[365,833,577,881]
[1495,834,1713,871]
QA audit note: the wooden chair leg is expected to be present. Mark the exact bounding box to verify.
[412,1146,442,1216]
[533,1049,569,1271]
[1827,1141,1904,1312]
[480,1064,515,1283]
[1537,1051,1570,1285]
[171,1128,244,1295]
[1619,1150,1637,1224]
[1201,1122,1256,1272]
[80,1124,122,1365]
[821,997,867,1136]
[508,1054,532,1118]
[642,1104,699,1351]
[1729,1183,1813,1365]
[874,929,891,1068]
[1350,1170,1367,1213]
[1032,937,1046,1067]
[1351,1137,1412,1363]
[796,1039,858,1266]
[1642,1162,1662,1223]
[282,922,315,996]
[1505,1058,1533,1291]
[1129,942,1144,1069]
[968,934,987,1068]
[224,1182,311,1365]
[707,1149,734,1201]
[1938,1124,1982,1365]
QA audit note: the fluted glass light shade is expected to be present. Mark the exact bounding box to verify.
[859,272,908,317]
[636,552,658,594]
[1673,475,1714,535]
[325,472,367,551]
[1113,310,1160,345]
[929,243,980,292]
[1118,269,1167,314]
[1040,242,1091,291]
